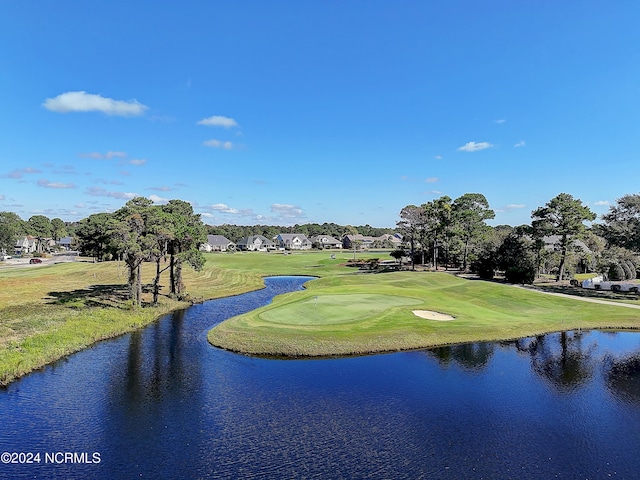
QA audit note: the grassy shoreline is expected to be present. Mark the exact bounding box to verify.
[3,250,640,385]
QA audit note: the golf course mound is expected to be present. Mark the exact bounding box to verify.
[259,294,422,325]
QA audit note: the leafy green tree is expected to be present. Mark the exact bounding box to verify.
[423,196,453,269]
[50,218,67,242]
[76,213,113,261]
[531,193,596,281]
[497,227,537,284]
[397,205,422,270]
[599,194,640,252]
[452,193,495,271]
[163,200,206,296]
[0,211,26,254]
[27,215,52,253]
[110,197,156,306]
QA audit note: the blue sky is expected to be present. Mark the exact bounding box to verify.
[1,1,639,228]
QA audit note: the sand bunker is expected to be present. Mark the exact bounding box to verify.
[412,310,455,321]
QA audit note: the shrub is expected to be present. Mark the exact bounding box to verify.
[623,260,637,280]
[608,263,625,281]
[504,266,536,284]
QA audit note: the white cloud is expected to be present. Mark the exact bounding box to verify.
[96,179,125,185]
[146,186,174,192]
[0,195,5,201]
[85,187,137,199]
[197,115,239,128]
[203,139,233,149]
[514,141,526,148]
[457,141,493,152]
[80,151,127,160]
[74,203,86,208]
[271,203,305,219]
[37,179,76,189]
[129,158,147,165]
[495,119,506,124]
[425,177,438,183]
[505,204,526,210]
[210,203,240,214]
[434,155,443,160]
[594,200,610,206]
[149,195,169,204]
[43,91,148,116]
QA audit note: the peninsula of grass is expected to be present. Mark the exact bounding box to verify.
[208,271,640,357]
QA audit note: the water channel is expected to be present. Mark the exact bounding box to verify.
[2,276,640,478]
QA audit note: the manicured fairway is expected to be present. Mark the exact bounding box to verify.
[209,271,640,357]
[259,294,423,325]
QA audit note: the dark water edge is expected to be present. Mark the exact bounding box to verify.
[1,276,640,479]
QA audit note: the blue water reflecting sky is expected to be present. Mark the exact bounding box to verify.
[1,277,640,479]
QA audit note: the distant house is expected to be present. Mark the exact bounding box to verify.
[310,235,342,249]
[200,235,235,252]
[275,233,312,250]
[543,235,592,254]
[236,235,276,251]
[342,234,376,250]
[57,236,76,251]
[15,236,38,255]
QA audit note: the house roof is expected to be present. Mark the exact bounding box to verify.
[543,235,592,253]
[237,235,275,246]
[310,235,341,244]
[206,234,234,246]
[277,233,310,243]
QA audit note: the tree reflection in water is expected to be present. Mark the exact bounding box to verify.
[427,342,495,371]
[513,331,596,392]
[604,354,640,406]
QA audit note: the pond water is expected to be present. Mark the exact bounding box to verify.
[2,276,640,479]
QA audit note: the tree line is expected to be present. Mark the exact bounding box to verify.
[208,223,395,243]
[397,191,640,284]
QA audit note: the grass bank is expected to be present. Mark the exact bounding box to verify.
[208,270,640,357]
[0,250,377,385]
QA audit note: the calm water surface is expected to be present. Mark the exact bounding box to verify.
[2,276,640,479]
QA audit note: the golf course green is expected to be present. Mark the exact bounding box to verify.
[208,269,640,357]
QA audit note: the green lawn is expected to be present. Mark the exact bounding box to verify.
[209,269,640,357]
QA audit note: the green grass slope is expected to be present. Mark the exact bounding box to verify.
[208,271,640,357]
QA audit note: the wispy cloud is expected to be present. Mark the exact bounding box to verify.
[495,119,506,124]
[129,158,147,166]
[271,203,305,219]
[95,179,125,185]
[0,195,5,201]
[1,167,42,179]
[43,91,148,116]
[434,155,443,160]
[505,204,526,210]
[37,179,76,189]
[197,115,239,128]
[209,203,240,214]
[425,177,438,183]
[79,151,127,160]
[204,139,233,149]
[146,186,175,192]
[149,195,169,204]
[594,200,610,206]
[514,141,526,148]
[457,141,493,152]
[85,187,137,199]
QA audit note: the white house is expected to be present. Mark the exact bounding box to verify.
[200,235,235,252]
[275,233,312,250]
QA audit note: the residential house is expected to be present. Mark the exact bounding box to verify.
[15,236,38,255]
[342,234,376,250]
[236,235,276,251]
[275,233,312,250]
[310,235,342,249]
[200,235,236,252]
[57,236,76,251]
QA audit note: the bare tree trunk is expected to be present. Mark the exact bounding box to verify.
[136,263,142,306]
[169,253,176,294]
